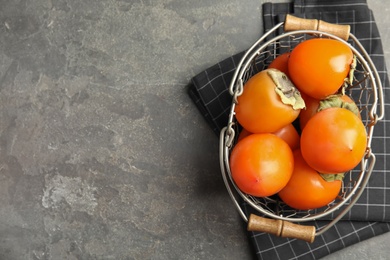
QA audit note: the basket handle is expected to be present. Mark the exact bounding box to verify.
[284,14,350,41]
[247,214,316,243]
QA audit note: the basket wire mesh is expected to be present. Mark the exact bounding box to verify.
[219,17,385,241]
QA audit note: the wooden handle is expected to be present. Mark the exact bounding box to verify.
[247,214,316,243]
[284,14,350,41]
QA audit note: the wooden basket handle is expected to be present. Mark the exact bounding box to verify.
[284,14,350,41]
[247,214,316,243]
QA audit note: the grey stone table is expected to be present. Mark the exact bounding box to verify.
[0,0,389,259]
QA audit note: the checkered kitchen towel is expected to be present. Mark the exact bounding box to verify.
[188,0,390,259]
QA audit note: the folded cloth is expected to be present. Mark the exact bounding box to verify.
[188,0,390,259]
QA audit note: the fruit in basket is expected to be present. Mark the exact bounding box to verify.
[274,123,300,150]
[300,107,367,174]
[278,149,342,210]
[235,69,305,133]
[299,93,360,130]
[238,123,300,150]
[268,52,291,77]
[298,93,320,130]
[230,133,294,197]
[288,38,354,100]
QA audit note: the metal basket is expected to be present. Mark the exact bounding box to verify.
[219,15,385,243]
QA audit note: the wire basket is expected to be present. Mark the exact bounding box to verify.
[219,15,385,243]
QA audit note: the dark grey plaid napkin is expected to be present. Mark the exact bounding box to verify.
[188,0,390,259]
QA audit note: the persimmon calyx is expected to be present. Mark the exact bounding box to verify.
[318,94,360,117]
[320,172,345,182]
[268,69,305,110]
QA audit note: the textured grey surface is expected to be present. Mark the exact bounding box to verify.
[0,0,388,259]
